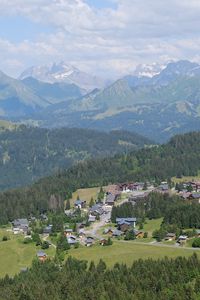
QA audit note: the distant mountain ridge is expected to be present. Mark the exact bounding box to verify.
[0,70,50,118]
[19,61,108,91]
[27,60,200,141]
[0,59,200,141]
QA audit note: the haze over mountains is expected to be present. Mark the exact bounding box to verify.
[19,62,107,92]
[0,60,200,141]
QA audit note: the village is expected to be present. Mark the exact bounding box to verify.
[7,178,200,264]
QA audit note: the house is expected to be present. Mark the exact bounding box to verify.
[12,218,29,234]
[178,235,188,244]
[105,193,116,206]
[76,222,86,231]
[88,215,96,222]
[196,230,200,237]
[64,229,73,236]
[106,184,121,196]
[190,193,200,201]
[37,251,47,262]
[78,228,85,238]
[74,199,86,209]
[128,191,148,203]
[112,229,123,237]
[118,221,131,232]
[116,218,137,228]
[104,228,114,235]
[99,238,107,246]
[165,233,176,241]
[179,191,192,200]
[67,235,77,245]
[85,236,94,246]
[90,204,104,216]
[43,225,52,234]
[159,183,169,192]
[134,230,144,239]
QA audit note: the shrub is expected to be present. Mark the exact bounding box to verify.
[192,238,200,248]
[2,235,8,241]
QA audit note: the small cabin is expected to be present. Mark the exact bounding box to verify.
[37,251,47,262]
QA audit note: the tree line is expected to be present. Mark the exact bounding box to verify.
[0,254,200,299]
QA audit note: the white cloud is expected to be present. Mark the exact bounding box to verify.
[0,0,200,77]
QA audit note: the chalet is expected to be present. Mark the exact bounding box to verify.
[159,183,169,192]
[116,218,137,228]
[190,193,200,201]
[67,235,77,245]
[118,221,131,232]
[12,218,29,234]
[178,235,188,244]
[100,238,107,246]
[74,199,86,209]
[90,204,104,216]
[105,194,116,206]
[88,215,96,222]
[43,225,52,234]
[76,222,86,230]
[195,182,200,192]
[106,184,121,196]
[196,230,200,237]
[37,251,47,262]
[85,236,94,246]
[78,229,85,237]
[64,228,73,236]
[179,191,192,200]
[165,233,176,241]
[104,228,114,235]
[134,230,144,239]
[128,192,148,203]
[112,229,123,237]
[118,183,142,192]
[185,181,200,192]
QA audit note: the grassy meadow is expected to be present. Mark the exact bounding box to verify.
[0,228,55,278]
[69,187,102,205]
[68,240,200,267]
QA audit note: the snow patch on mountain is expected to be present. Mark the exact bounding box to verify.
[19,62,107,91]
[133,62,167,78]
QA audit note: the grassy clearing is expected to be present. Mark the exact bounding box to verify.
[141,218,163,236]
[172,175,200,184]
[68,240,200,267]
[0,228,55,278]
[70,187,101,206]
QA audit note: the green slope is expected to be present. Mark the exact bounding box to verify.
[0,126,152,190]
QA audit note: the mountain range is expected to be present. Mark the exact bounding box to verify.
[0,60,200,141]
[19,61,107,92]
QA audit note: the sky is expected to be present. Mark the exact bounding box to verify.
[1,0,200,78]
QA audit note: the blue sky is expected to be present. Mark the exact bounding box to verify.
[0,0,200,78]
[0,16,53,43]
[84,0,117,9]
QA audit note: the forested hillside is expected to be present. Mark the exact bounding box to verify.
[0,126,151,190]
[0,131,199,224]
[0,255,200,300]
